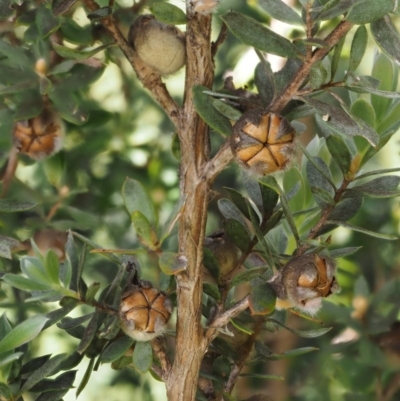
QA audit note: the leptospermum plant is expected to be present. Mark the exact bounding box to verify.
[0,1,400,401]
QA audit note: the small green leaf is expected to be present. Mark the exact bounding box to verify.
[76,357,95,397]
[44,250,61,285]
[66,231,79,292]
[326,220,398,240]
[326,135,352,175]
[331,36,346,80]
[371,16,400,67]
[223,219,251,253]
[347,0,395,24]
[351,98,375,129]
[0,352,23,369]
[259,181,279,218]
[259,0,304,25]
[218,198,251,234]
[317,0,360,21]
[36,5,60,38]
[348,25,368,72]
[0,199,37,212]
[100,336,135,364]
[2,274,50,291]
[0,39,32,67]
[57,313,95,330]
[267,319,332,337]
[49,86,88,125]
[221,11,302,58]
[330,246,362,258]
[131,211,157,249]
[346,73,400,98]
[51,42,111,60]
[132,341,153,373]
[122,177,157,226]
[255,59,275,107]
[212,100,242,121]
[159,252,187,275]
[0,79,38,95]
[354,167,400,181]
[224,188,254,221]
[230,267,270,289]
[21,256,51,285]
[0,315,48,354]
[301,97,379,147]
[43,152,65,188]
[85,283,100,303]
[29,370,76,393]
[249,283,276,315]
[149,2,186,25]
[77,311,106,355]
[44,302,80,330]
[348,176,400,198]
[193,86,232,136]
[203,283,221,302]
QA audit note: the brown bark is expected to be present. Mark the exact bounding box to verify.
[165,8,214,401]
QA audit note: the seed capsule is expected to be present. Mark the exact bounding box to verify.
[129,15,186,76]
[13,108,64,160]
[119,286,173,341]
[231,110,296,175]
[270,254,339,315]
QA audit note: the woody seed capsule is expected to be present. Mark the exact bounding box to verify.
[13,108,64,160]
[231,109,296,175]
[269,254,339,315]
[119,286,173,341]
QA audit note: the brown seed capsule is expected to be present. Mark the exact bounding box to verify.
[119,285,173,341]
[128,15,186,76]
[231,110,296,175]
[269,254,339,315]
[13,108,64,160]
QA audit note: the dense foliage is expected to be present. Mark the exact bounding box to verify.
[0,1,400,401]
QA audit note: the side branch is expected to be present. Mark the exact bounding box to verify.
[270,19,353,113]
[203,140,233,183]
[204,295,250,344]
[82,0,181,127]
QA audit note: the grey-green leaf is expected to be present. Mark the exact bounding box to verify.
[326,135,352,175]
[132,341,153,373]
[0,199,37,212]
[221,11,302,59]
[348,25,368,72]
[36,5,60,38]
[348,176,400,198]
[255,60,275,107]
[149,2,186,25]
[212,100,242,121]
[122,177,157,226]
[52,0,77,16]
[267,318,332,337]
[301,97,379,147]
[0,315,48,354]
[0,236,24,259]
[159,252,188,275]
[371,15,400,66]
[259,0,304,25]
[193,86,232,136]
[317,0,361,21]
[100,336,135,364]
[347,0,395,24]
[326,220,398,240]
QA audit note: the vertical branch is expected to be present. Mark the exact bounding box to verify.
[165,6,214,401]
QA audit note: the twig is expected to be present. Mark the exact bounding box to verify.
[223,320,264,395]
[151,336,172,381]
[82,0,181,128]
[211,23,228,58]
[203,140,233,183]
[382,373,400,401]
[270,19,353,113]
[204,295,250,344]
